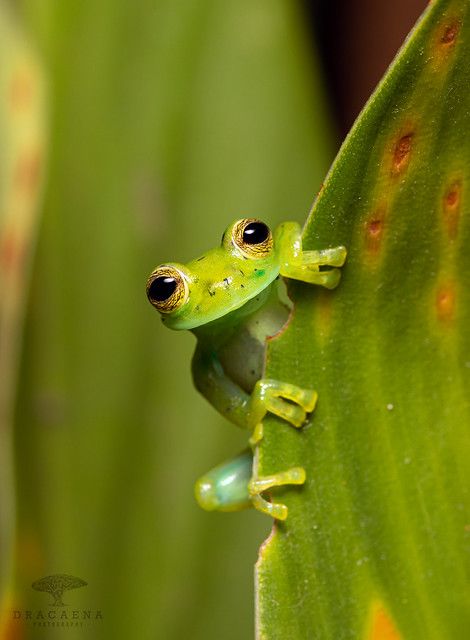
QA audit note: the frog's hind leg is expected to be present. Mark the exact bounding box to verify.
[194,449,306,520]
[249,466,306,521]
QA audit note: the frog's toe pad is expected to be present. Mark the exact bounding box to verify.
[251,494,288,520]
[301,389,318,413]
[286,466,306,484]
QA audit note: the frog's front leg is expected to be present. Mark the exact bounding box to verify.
[276,221,347,289]
[192,346,317,438]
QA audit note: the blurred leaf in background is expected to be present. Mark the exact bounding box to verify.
[0,0,46,631]
[7,1,333,638]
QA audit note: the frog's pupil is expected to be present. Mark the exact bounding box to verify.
[149,276,177,302]
[243,221,269,245]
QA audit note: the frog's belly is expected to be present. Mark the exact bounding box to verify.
[218,330,265,394]
[217,300,290,395]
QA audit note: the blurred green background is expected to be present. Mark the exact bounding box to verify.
[1,0,426,638]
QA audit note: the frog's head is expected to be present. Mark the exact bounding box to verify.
[146,218,281,330]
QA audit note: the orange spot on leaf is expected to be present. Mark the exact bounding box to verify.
[436,284,456,323]
[443,180,461,239]
[364,208,387,255]
[368,603,401,640]
[431,18,462,69]
[441,21,460,46]
[392,134,413,174]
[445,189,458,207]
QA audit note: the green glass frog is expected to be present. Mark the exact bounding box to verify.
[147,218,346,520]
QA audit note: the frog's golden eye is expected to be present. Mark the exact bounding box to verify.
[146,266,188,313]
[232,218,273,258]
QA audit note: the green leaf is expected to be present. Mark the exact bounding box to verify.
[257,1,470,638]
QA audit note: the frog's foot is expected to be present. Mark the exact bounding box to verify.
[248,467,306,520]
[275,221,346,288]
[281,246,347,289]
[302,246,347,268]
[248,379,317,439]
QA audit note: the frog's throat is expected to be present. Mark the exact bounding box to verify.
[166,271,280,331]
[189,282,277,336]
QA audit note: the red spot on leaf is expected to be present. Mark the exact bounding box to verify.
[392,134,413,174]
[443,180,461,239]
[431,17,462,69]
[436,284,456,323]
[441,21,460,45]
[364,209,386,255]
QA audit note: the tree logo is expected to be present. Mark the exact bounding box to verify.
[31,574,88,606]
